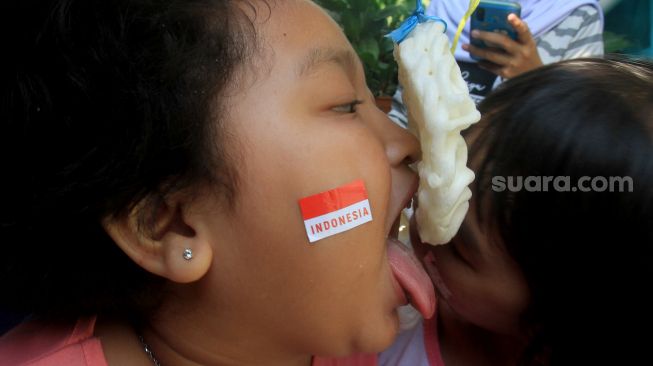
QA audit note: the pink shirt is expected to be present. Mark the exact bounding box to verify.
[0,316,107,366]
[0,316,377,366]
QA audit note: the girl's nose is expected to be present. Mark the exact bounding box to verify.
[377,110,421,167]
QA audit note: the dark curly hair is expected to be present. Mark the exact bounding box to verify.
[1,0,260,320]
[471,56,653,365]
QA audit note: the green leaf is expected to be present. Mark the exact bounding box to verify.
[314,0,349,12]
[358,37,380,62]
[341,12,361,42]
[358,52,376,70]
[380,37,395,54]
[350,0,370,12]
[374,4,408,21]
[377,61,390,71]
[603,31,635,53]
[315,0,409,96]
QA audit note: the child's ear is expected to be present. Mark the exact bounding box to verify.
[102,194,213,283]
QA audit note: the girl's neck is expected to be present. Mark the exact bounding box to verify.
[141,323,312,366]
[437,302,527,366]
[96,314,313,366]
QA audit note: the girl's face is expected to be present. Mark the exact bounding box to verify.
[413,195,530,336]
[189,0,431,357]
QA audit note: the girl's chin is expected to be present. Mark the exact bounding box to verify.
[363,314,402,353]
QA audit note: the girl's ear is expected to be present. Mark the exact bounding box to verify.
[102,195,213,283]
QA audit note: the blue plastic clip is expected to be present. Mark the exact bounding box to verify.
[385,0,448,44]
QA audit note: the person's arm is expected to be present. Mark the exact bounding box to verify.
[536,5,604,64]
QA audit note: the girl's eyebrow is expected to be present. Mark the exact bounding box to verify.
[297,47,357,78]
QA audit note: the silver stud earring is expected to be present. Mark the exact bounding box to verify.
[182,248,193,261]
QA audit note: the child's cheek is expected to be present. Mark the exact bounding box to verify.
[423,251,453,302]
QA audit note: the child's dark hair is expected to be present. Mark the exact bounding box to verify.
[1,0,260,320]
[472,57,653,365]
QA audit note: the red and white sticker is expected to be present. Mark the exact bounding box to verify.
[299,179,373,243]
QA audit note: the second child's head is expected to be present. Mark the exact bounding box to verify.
[413,57,653,364]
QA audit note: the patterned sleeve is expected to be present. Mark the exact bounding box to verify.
[387,86,409,128]
[537,5,604,64]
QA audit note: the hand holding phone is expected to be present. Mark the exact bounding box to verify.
[470,0,521,56]
[465,1,543,79]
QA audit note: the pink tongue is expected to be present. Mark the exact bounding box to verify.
[387,238,436,319]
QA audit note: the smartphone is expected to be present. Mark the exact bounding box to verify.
[470,0,522,61]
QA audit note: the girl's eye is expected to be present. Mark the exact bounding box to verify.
[332,100,363,113]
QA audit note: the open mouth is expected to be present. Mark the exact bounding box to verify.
[388,196,414,244]
[386,185,436,320]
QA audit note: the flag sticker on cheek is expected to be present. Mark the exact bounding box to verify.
[299,179,373,243]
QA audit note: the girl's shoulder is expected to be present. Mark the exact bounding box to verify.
[0,316,107,366]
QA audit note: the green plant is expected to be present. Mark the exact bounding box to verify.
[316,0,412,96]
[603,31,635,53]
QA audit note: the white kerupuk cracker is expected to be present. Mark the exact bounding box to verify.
[394,21,481,245]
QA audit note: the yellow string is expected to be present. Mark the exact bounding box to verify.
[451,0,481,55]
